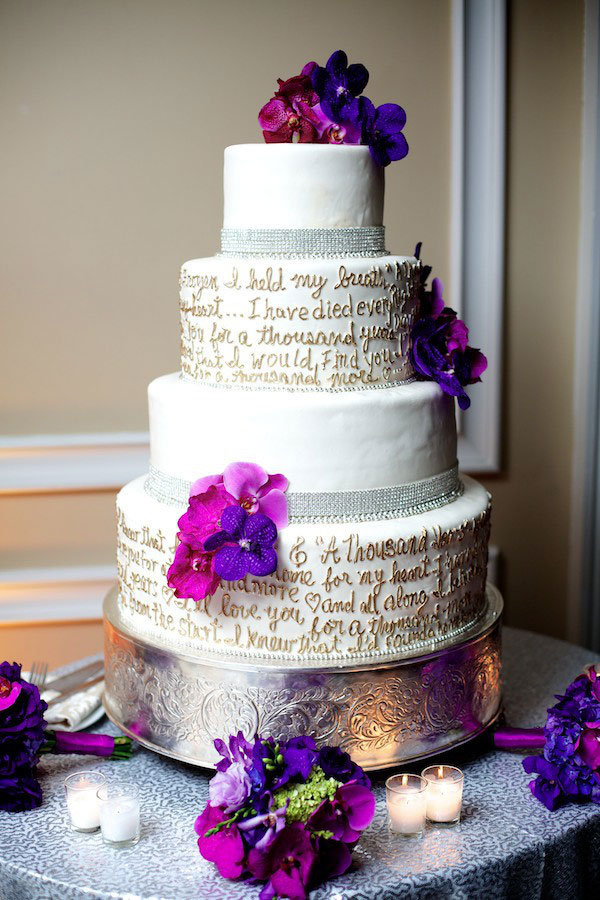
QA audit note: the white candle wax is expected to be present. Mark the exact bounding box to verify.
[422,766,464,823]
[67,788,101,831]
[386,774,427,835]
[99,797,140,844]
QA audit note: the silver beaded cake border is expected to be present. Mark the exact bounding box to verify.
[144,463,464,523]
[219,226,387,258]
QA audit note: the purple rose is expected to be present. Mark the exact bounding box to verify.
[209,761,252,813]
[0,662,47,768]
[317,745,371,788]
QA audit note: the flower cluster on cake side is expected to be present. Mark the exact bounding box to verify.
[195,731,375,899]
[167,462,289,603]
[411,243,487,410]
[259,49,408,166]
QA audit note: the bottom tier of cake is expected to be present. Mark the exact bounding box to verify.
[103,583,503,770]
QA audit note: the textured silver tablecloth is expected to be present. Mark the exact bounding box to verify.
[1,627,600,900]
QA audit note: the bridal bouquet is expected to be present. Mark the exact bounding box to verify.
[495,665,600,810]
[195,732,375,899]
[0,661,132,812]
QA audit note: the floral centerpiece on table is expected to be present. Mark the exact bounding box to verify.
[195,732,375,899]
[0,661,132,812]
[258,50,408,167]
[167,462,289,603]
[410,243,487,410]
[495,665,600,810]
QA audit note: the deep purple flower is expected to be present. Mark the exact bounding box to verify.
[411,277,487,410]
[579,722,600,770]
[360,97,409,167]
[273,735,318,790]
[0,662,47,768]
[259,64,331,144]
[0,767,43,812]
[209,761,252,813]
[195,803,246,879]
[523,756,563,811]
[214,730,255,773]
[317,745,371,788]
[238,802,287,850]
[204,507,278,581]
[312,50,368,121]
[248,822,317,900]
[308,780,375,843]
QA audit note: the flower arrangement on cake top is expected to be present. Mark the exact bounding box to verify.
[167,462,289,603]
[0,661,132,812]
[195,731,375,899]
[410,243,487,410]
[258,50,408,167]
[495,665,600,811]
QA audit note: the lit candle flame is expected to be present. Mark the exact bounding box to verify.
[437,765,444,779]
[402,774,408,786]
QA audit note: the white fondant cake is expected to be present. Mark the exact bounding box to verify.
[112,143,493,667]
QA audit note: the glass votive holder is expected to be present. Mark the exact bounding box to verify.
[421,764,464,824]
[64,771,106,832]
[386,773,428,837]
[97,781,141,847]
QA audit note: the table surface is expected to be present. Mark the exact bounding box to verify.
[2,627,600,900]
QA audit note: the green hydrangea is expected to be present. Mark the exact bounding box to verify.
[272,765,341,824]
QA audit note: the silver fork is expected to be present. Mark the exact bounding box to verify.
[29,661,49,694]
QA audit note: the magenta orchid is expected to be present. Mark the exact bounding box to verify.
[308,780,376,843]
[259,64,331,144]
[166,540,220,602]
[191,462,289,529]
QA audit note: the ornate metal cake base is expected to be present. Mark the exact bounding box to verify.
[103,585,503,771]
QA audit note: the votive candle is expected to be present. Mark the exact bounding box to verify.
[64,771,106,832]
[97,781,140,847]
[386,773,428,836]
[421,765,464,824]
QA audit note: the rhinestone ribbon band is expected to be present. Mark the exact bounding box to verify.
[144,464,463,523]
[219,226,387,258]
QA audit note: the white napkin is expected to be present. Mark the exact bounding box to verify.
[42,679,105,731]
[23,670,105,732]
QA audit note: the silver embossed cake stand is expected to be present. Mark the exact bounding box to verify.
[103,584,503,771]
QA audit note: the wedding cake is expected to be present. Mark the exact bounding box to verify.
[103,53,502,769]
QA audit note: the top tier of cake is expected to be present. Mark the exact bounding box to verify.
[223,145,384,229]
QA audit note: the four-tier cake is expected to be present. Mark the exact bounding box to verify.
[103,140,502,770]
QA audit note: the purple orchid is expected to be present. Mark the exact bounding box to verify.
[311,50,367,142]
[258,64,331,144]
[191,462,289,529]
[579,722,600,769]
[360,97,409,167]
[166,539,220,603]
[238,802,288,850]
[204,507,278,581]
[248,822,317,900]
[195,804,246,880]
[312,836,353,884]
[411,276,487,410]
[308,780,375,843]
[214,730,255,774]
[209,761,252,813]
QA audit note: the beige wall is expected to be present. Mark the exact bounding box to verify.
[0,0,586,647]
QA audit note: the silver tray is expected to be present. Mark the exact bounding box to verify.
[103,584,503,770]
